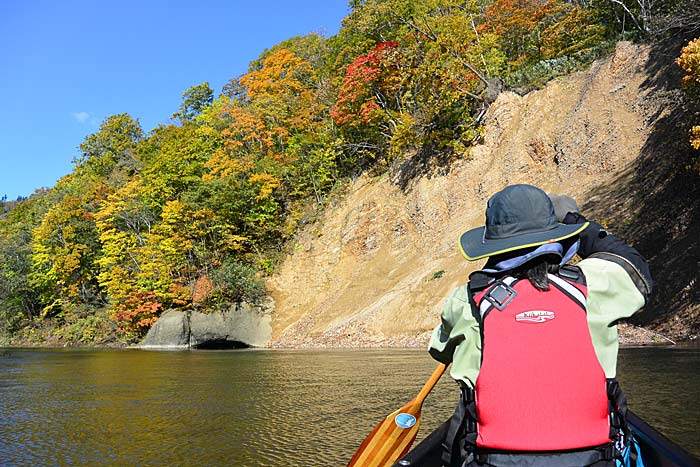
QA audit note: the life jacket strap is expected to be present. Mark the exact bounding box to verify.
[441,382,476,466]
[607,378,640,465]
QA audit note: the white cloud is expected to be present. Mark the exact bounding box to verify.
[71,111,90,123]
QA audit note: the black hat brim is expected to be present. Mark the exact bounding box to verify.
[459,222,589,261]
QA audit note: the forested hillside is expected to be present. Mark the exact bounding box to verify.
[1,0,698,345]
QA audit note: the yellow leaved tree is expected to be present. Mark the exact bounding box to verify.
[677,37,700,172]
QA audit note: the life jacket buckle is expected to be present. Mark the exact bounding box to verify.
[484,282,517,311]
[603,442,619,461]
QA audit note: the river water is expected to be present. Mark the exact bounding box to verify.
[0,346,698,466]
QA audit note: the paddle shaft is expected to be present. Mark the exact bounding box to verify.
[347,363,447,467]
[414,363,447,408]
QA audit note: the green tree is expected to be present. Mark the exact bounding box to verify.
[0,195,47,332]
[75,114,143,187]
[173,82,214,121]
[210,258,266,305]
[137,123,214,208]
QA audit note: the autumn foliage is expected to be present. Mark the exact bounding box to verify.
[3,0,678,342]
[677,38,700,172]
[332,42,402,126]
[481,0,606,68]
[113,291,162,335]
[678,38,700,91]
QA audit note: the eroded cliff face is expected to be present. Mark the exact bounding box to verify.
[268,40,700,347]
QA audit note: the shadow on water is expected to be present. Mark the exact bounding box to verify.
[617,345,700,457]
[582,33,700,339]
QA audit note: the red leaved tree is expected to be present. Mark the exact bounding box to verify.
[331,42,404,128]
[113,291,163,336]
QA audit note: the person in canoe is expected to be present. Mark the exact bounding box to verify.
[428,184,652,467]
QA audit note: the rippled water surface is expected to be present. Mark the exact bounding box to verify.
[0,347,698,466]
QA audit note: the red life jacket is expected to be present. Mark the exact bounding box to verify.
[471,271,611,451]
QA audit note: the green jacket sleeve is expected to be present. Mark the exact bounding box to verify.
[579,257,647,377]
[428,285,482,386]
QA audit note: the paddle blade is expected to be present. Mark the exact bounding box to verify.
[347,402,422,467]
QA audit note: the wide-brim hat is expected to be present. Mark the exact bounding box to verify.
[459,184,589,261]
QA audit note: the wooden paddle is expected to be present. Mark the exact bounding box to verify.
[347,363,447,467]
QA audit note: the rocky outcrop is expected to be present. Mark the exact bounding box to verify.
[189,305,272,348]
[138,303,272,350]
[139,310,191,349]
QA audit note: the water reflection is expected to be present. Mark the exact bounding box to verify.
[617,346,700,455]
[0,347,697,467]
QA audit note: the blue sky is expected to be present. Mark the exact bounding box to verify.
[0,0,350,200]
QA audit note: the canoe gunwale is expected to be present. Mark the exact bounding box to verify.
[392,410,700,467]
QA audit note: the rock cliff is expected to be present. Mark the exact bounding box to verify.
[268,39,700,347]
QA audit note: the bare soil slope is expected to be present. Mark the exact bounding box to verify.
[268,39,700,347]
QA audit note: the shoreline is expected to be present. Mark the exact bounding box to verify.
[1,323,690,350]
